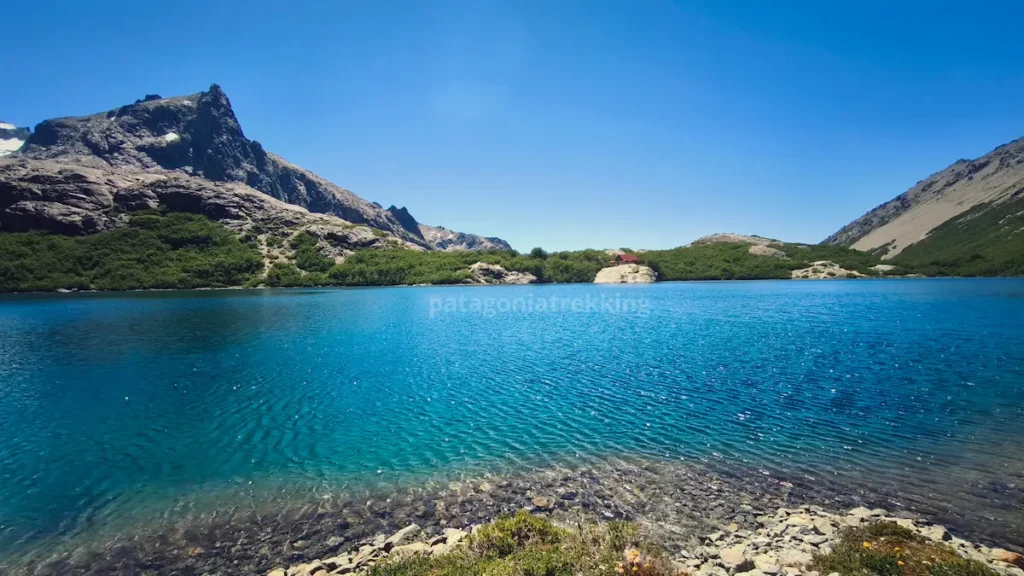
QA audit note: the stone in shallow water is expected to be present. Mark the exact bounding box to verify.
[531,495,555,510]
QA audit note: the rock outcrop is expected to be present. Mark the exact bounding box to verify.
[691,234,792,259]
[594,264,657,283]
[387,205,512,251]
[468,262,536,284]
[825,135,1024,258]
[419,223,512,251]
[790,260,864,279]
[690,233,782,247]
[0,158,406,250]
[747,244,789,259]
[1,85,508,250]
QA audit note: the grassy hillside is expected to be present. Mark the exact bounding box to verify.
[891,195,1024,276]
[638,241,884,281]
[0,211,263,292]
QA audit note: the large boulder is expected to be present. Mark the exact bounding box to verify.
[593,264,656,283]
[469,262,536,284]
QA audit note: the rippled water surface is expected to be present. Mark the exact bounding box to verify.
[1,280,1023,555]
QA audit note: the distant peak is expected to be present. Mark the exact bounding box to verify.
[690,233,781,246]
[386,205,422,237]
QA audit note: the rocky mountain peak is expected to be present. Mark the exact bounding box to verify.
[386,205,424,238]
[3,84,512,250]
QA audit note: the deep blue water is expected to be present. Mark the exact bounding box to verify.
[1,279,1023,554]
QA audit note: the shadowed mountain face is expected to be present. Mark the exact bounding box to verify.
[826,136,1024,259]
[2,84,508,250]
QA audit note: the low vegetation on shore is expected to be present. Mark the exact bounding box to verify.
[0,208,1020,293]
[265,243,611,287]
[811,522,1001,576]
[288,512,677,576]
[274,509,1019,576]
[0,211,262,292]
[372,512,673,576]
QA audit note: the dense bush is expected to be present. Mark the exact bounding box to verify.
[316,248,609,287]
[0,212,263,292]
[290,232,335,273]
[638,241,884,281]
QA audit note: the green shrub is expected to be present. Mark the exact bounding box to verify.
[290,232,334,273]
[0,212,262,292]
[811,522,999,576]
[470,511,566,558]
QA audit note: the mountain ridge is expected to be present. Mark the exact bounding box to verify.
[2,84,509,251]
[825,135,1024,259]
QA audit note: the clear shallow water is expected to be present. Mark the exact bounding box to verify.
[1,279,1023,555]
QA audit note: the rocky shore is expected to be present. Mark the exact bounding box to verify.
[5,457,1022,575]
[269,506,1024,576]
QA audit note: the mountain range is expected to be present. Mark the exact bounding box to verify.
[1,84,1022,286]
[0,85,509,252]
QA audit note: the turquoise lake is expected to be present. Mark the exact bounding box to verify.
[1,279,1023,557]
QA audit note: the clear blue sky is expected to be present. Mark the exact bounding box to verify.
[4,0,1024,251]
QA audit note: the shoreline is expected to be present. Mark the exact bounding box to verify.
[5,456,1021,575]
[0,274,1001,298]
[272,506,1024,576]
